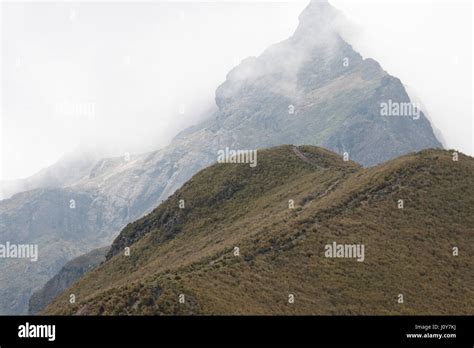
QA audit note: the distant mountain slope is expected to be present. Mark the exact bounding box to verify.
[2,0,441,314]
[0,151,100,200]
[28,246,109,314]
[44,146,473,315]
[0,187,116,314]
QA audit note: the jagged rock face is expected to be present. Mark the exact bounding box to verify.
[212,1,440,165]
[0,0,441,314]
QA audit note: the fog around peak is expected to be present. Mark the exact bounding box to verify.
[1,0,472,183]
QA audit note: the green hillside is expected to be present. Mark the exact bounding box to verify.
[44,145,474,315]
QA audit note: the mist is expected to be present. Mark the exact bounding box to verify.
[1,0,472,183]
[333,0,472,156]
[1,1,307,182]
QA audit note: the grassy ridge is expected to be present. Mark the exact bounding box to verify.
[44,146,474,315]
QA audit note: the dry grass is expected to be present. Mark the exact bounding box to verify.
[44,146,474,315]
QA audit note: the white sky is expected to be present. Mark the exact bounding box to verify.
[1,0,472,181]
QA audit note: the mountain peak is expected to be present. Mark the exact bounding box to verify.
[294,0,343,41]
